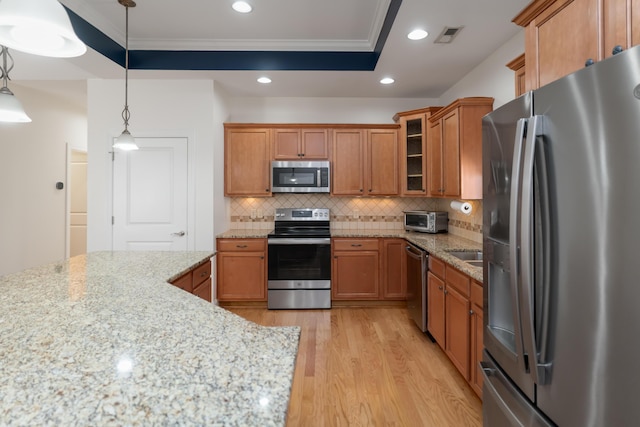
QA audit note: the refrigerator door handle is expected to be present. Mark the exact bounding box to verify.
[508,117,528,373]
[520,115,552,385]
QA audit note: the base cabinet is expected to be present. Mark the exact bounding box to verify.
[170,260,212,302]
[216,238,267,302]
[470,280,484,397]
[381,238,407,299]
[332,238,380,300]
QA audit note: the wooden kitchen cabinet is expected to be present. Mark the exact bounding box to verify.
[427,98,493,199]
[332,238,380,300]
[331,126,400,196]
[224,125,272,196]
[514,0,640,91]
[216,238,267,302]
[506,53,527,98]
[170,259,212,302]
[427,270,446,347]
[444,266,471,381]
[381,238,407,300]
[273,127,329,159]
[470,279,484,397]
[393,107,442,196]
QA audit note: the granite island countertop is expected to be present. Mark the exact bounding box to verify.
[217,229,483,283]
[0,251,300,426]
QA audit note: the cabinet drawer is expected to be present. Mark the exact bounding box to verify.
[217,239,265,252]
[192,261,212,288]
[429,256,446,279]
[333,238,379,251]
[172,272,192,292]
[446,265,470,298]
[471,280,483,308]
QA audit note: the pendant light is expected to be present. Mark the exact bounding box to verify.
[113,0,138,151]
[0,45,31,123]
[0,0,86,58]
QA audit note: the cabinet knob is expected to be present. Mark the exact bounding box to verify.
[612,45,624,55]
[438,286,443,291]
[585,58,595,67]
[359,188,364,192]
[444,289,448,295]
[368,188,372,192]
[260,256,264,260]
[265,188,270,192]
[470,310,474,315]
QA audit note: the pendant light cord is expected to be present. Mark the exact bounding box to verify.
[121,4,131,131]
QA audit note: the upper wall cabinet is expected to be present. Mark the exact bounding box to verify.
[273,127,329,160]
[427,98,493,199]
[224,124,272,197]
[506,53,526,98]
[394,107,442,196]
[331,125,400,196]
[514,0,640,90]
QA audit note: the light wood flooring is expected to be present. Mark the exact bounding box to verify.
[227,306,482,426]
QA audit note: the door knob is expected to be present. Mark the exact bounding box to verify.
[171,231,186,237]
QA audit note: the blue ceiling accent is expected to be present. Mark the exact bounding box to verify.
[64,0,402,71]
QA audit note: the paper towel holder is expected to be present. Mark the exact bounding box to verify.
[450,200,472,215]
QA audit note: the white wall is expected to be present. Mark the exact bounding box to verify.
[227,97,438,123]
[212,82,232,238]
[439,31,525,109]
[87,79,216,252]
[0,82,87,275]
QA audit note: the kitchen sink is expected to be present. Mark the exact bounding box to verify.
[465,260,484,267]
[446,250,483,261]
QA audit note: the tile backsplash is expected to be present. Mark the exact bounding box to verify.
[230,195,483,243]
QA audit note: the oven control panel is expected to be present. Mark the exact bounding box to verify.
[274,208,330,221]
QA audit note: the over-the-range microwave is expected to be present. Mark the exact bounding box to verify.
[271,160,330,193]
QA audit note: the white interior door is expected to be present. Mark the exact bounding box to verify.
[113,137,188,250]
[69,149,87,257]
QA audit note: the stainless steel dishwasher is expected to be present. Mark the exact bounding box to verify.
[405,242,428,332]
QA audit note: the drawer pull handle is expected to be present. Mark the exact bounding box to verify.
[236,244,248,248]
[351,244,362,247]
[200,271,208,278]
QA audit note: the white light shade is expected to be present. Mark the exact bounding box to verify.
[0,0,87,58]
[113,129,139,151]
[380,77,395,85]
[407,29,428,40]
[257,77,271,84]
[232,1,252,13]
[0,87,31,123]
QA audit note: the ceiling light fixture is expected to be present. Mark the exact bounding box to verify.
[0,45,31,123]
[0,0,86,58]
[232,1,252,13]
[380,77,395,85]
[257,77,271,84]
[113,0,138,151]
[407,29,428,41]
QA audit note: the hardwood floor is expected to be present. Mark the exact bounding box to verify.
[227,307,482,426]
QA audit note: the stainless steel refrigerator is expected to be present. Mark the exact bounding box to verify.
[482,44,640,426]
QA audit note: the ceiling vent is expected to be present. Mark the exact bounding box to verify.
[434,27,463,44]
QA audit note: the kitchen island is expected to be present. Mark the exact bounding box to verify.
[0,251,300,426]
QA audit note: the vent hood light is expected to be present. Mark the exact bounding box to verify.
[380,77,395,85]
[407,29,428,40]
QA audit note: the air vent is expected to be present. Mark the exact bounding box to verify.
[434,26,463,44]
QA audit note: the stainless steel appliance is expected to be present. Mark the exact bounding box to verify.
[271,160,330,193]
[405,242,428,332]
[482,45,640,426]
[404,211,448,233]
[267,208,331,309]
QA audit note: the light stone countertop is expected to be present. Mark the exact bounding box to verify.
[0,251,300,426]
[217,229,483,283]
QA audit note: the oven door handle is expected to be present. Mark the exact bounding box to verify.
[268,238,331,245]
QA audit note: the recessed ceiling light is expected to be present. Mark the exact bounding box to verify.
[380,77,395,85]
[232,1,252,13]
[257,77,271,84]
[407,29,429,40]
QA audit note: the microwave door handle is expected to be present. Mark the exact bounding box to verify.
[508,117,528,374]
[317,169,321,187]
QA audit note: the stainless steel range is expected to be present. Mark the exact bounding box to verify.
[267,208,331,309]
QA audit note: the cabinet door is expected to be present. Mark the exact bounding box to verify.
[427,272,446,347]
[193,277,212,302]
[217,252,266,301]
[332,129,365,195]
[525,0,601,89]
[171,271,193,293]
[367,129,399,195]
[445,285,471,380]
[427,120,443,196]
[332,251,379,299]
[633,0,640,46]
[442,110,461,198]
[224,128,271,196]
[470,303,484,397]
[301,129,329,159]
[273,129,301,159]
[381,238,406,300]
[400,114,428,195]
